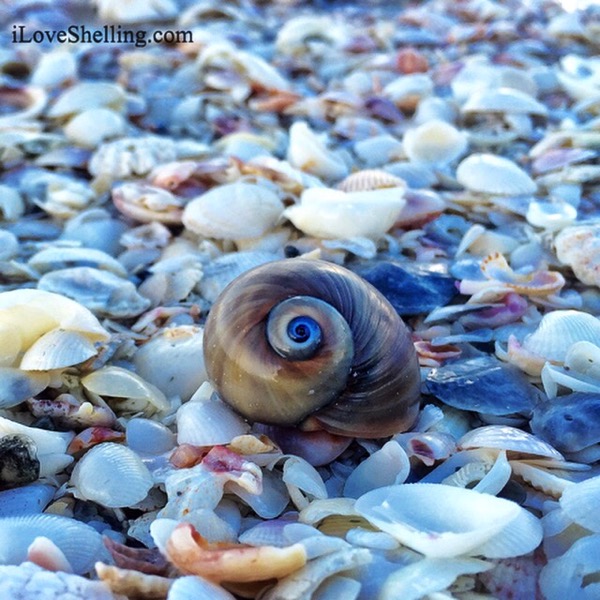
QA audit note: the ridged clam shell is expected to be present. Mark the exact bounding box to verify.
[456,153,536,196]
[462,87,548,116]
[70,442,153,508]
[182,182,284,241]
[458,426,563,459]
[20,329,98,371]
[522,310,600,362]
[283,187,405,239]
[355,483,542,558]
[0,514,103,574]
[403,120,468,165]
[336,169,406,193]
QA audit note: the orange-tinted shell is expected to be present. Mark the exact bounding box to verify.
[203,258,421,438]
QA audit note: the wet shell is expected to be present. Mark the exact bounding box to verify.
[0,514,103,574]
[203,259,421,438]
[456,153,536,196]
[70,442,153,508]
[355,483,542,558]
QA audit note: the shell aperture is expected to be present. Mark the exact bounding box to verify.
[203,259,421,438]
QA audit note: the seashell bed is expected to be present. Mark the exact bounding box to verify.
[0,0,599,598]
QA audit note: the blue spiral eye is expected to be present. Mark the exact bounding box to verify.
[287,316,321,345]
[267,299,324,360]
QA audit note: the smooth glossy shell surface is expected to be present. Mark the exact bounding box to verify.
[203,259,420,437]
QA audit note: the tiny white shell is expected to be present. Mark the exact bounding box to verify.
[48,82,125,118]
[0,514,103,574]
[403,120,468,166]
[182,182,284,240]
[283,187,405,239]
[287,121,349,181]
[64,108,126,149]
[133,326,207,402]
[355,483,542,558]
[176,383,250,446]
[456,153,536,196]
[343,441,410,499]
[70,443,153,508]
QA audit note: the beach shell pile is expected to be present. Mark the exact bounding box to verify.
[1,0,600,598]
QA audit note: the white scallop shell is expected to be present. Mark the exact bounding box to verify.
[522,310,600,362]
[176,384,250,446]
[283,187,405,239]
[286,121,349,181]
[0,514,103,574]
[456,153,536,196]
[133,325,207,402]
[81,366,170,414]
[458,426,564,460]
[182,182,284,240]
[20,329,98,371]
[70,442,153,508]
[462,87,548,116]
[355,483,542,559]
[403,120,468,166]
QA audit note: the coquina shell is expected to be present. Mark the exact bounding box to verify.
[203,258,420,438]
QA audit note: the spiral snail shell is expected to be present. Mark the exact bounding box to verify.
[203,259,421,438]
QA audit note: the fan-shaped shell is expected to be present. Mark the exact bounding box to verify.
[456,153,536,196]
[0,514,103,574]
[523,310,600,363]
[70,442,153,508]
[203,259,420,438]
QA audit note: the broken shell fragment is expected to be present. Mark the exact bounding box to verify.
[166,522,307,582]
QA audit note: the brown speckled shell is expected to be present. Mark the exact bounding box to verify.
[203,258,421,438]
